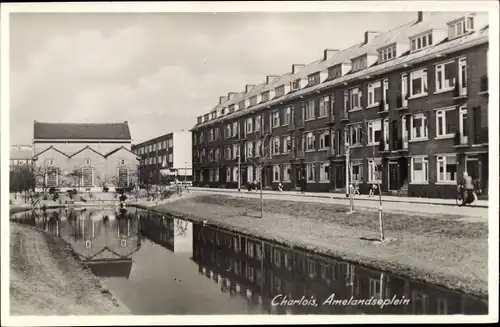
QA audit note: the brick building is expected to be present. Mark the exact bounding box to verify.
[9,145,33,170]
[191,12,489,199]
[32,121,139,190]
[131,131,193,186]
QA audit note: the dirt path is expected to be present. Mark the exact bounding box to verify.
[9,223,130,315]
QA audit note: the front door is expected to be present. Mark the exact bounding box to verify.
[389,162,399,191]
[335,165,345,189]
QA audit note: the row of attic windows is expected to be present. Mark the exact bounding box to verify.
[197,14,477,125]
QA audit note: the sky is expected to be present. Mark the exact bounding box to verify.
[9,11,421,145]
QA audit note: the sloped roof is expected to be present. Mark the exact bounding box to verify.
[69,145,105,158]
[104,145,140,159]
[194,11,488,130]
[33,145,70,158]
[34,122,132,140]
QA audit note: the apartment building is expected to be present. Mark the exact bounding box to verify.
[191,12,489,199]
[132,131,193,186]
[10,145,33,170]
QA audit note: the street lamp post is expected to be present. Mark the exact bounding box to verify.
[345,142,350,198]
[184,161,187,188]
[237,154,241,192]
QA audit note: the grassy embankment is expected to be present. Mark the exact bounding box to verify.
[151,193,488,299]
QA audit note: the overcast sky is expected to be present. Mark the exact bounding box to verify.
[10,11,421,145]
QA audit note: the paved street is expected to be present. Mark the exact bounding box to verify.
[190,187,489,220]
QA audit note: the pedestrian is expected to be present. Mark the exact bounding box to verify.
[277,182,283,192]
[459,172,476,204]
[300,176,306,194]
[369,184,377,197]
[353,180,361,195]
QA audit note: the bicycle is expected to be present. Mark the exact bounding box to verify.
[456,185,477,207]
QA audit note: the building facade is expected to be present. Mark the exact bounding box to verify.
[32,121,139,190]
[191,12,489,199]
[131,131,193,186]
[10,145,34,170]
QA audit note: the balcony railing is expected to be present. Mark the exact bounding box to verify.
[453,131,469,147]
[474,127,488,145]
[480,76,488,93]
[378,101,389,114]
[396,95,408,110]
[378,138,389,152]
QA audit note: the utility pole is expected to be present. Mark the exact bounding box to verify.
[184,161,187,188]
[345,142,350,198]
[237,154,241,192]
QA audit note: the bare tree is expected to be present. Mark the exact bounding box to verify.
[346,100,387,241]
[96,174,116,191]
[247,113,273,219]
[69,167,83,191]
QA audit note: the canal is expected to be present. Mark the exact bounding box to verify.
[10,207,488,315]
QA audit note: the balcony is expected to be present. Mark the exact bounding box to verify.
[378,138,389,152]
[392,136,409,152]
[453,131,469,148]
[339,110,349,122]
[479,76,488,95]
[473,127,488,145]
[396,95,408,111]
[377,101,389,115]
[294,149,305,159]
[452,83,468,99]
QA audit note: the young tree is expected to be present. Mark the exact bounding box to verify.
[96,174,116,191]
[247,113,273,219]
[69,167,83,190]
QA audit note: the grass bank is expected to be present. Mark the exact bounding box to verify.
[9,223,130,315]
[152,194,488,299]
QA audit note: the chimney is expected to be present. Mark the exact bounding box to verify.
[266,75,279,84]
[323,49,340,61]
[228,92,238,99]
[364,31,381,44]
[417,11,423,23]
[219,96,228,104]
[245,84,256,93]
[124,121,128,123]
[292,64,305,74]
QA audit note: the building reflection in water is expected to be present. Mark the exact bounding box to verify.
[187,222,488,315]
[11,207,142,279]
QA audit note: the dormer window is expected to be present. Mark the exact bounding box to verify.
[261,91,270,102]
[328,66,341,80]
[229,104,236,113]
[351,57,367,72]
[410,32,433,52]
[308,73,321,86]
[378,46,397,63]
[221,108,226,115]
[275,86,285,98]
[448,15,475,40]
[197,117,202,124]
[239,100,245,110]
[249,96,257,106]
[291,80,301,91]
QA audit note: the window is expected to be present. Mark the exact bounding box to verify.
[246,242,254,258]
[367,120,382,145]
[214,169,219,182]
[308,73,320,86]
[305,100,316,120]
[291,80,301,91]
[261,91,270,102]
[249,96,257,106]
[319,96,329,117]
[234,144,242,159]
[208,149,214,161]
[319,162,330,181]
[246,166,253,182]
[369,278,382,298]
[275,86,285,97]
[255,140,261,157]
[215,148,220,161]
[245,117,253,134]
[343,90,349,113]
[351,160,363,182]
[209,169,214,182]
[272,137,280,155]
[448,19,467,40]
[352,57,366,71]
[306,163,316,181]
[168,153,173,162]
[379,46,397,63]
[410,69,428,97]
[254,115,261,132]
[272,110,280,128]
[226,167,232,182]
[437,298,448,315]
[436,108,457,137]
[273,250,281,267]
[306,132,315,150]
[246,142,253,158]
[411,157,429,183]
[349,124,363,146]
[435,61,456,92]
[232,122,238,137]
[401,73,408,106]
[283,164,291,182]
[349,87,362,110]
[410,33,432,52]
[209,129,214,142]
[307,259,317,278]
[84,159,91,166]
[367,81,382,107]
[368,159,382,183]
[282,135,291,153]
[410,113,428,140]
[318,130,330,149]
[232,167,238,182]
[282,107,291,125]
[437,155,457,182]
[273,165,281,182]
[238,100,245,110]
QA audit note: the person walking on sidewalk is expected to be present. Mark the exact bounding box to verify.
[300,176,306,194]
[369,183,377,197]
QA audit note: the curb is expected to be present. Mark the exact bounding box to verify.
[190,188,489,208]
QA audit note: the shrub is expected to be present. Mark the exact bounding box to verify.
[103,187,109,192]
[48,187,56,194]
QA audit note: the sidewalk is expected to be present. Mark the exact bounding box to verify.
[191,187,489,208]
